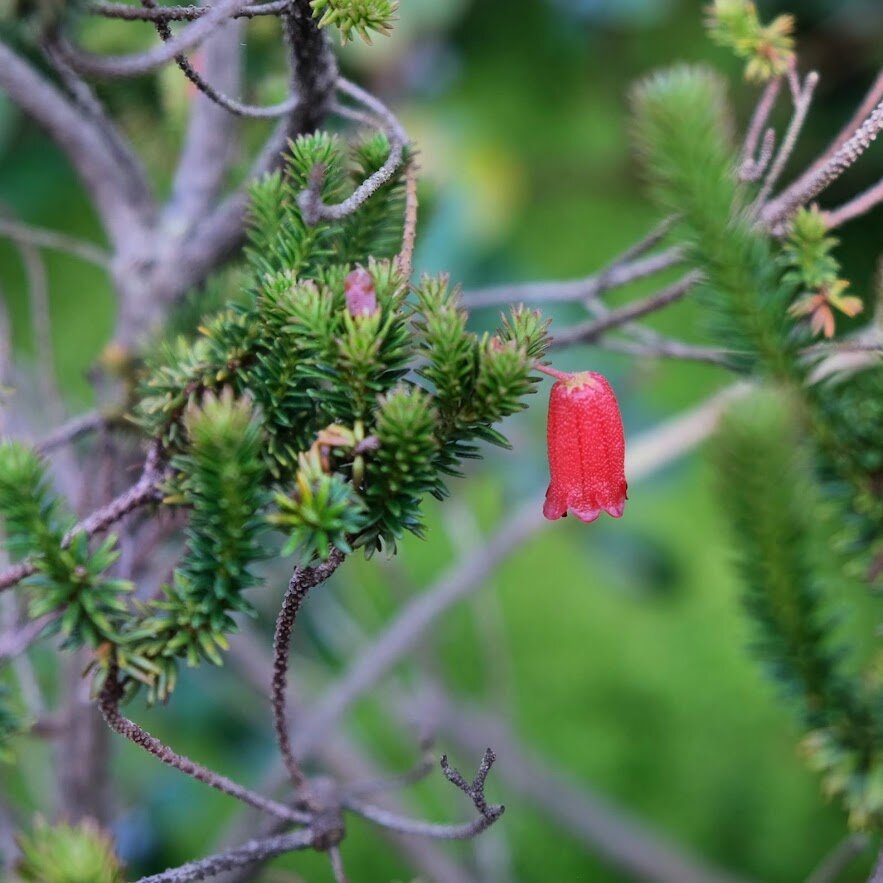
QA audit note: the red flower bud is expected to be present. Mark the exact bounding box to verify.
[541,368,628,523]
[344,267,378,317]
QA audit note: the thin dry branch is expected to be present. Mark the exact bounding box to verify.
[767,67,883,225]
[299,78,408,225]
[345,750,504,841]
[55,0,250,78]
[424,689,750,883]
[823,177,883,228]
[0,444,165,592]
[397,153,420,280]
[463,246,683,309]
[273,550,346,790]
[0,217,110,268]
[763,91,883,228]
[756,70,819,209]
[134,829,315,883]
[99,673,311,825]
[804,833,869,883]
[549,271,701,348]
[741,76,781,181]
[89,0,288,21]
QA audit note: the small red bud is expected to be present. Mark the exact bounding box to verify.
[541,368,628,523]
[344,267,378,317]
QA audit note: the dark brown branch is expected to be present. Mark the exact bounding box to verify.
[99,673,311,825]
[272,550,345,790]
[397,152,419,279]
[167,0,336,306]
[144,0,298,123]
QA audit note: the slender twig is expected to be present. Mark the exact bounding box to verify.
[0,217,110,268]
[763,91,883,229]
[141,0,299,121]
[34,411,105,454]
[756,71,819,209]
[272,550,345,790]
[0,444,165,592]
[463,246,683,309]
[299,77,408,224]
[99,673,311,825]
[89,0,289,21]
[54,0,249,78]
[421,688,750,883]
[345,736,435,798]
[595,336,735,367]
[767,67,883,224]
[868,844,883,883]
[805,833,869,883]
[0,615,53,665]
[14,228,63,423]
[550,271,701,348]
[823,177,883,228]
[134,829,315,883]
[741,77,781,181]
[398,153,420,280]
[345,750,504,841]
[329,845,348,883]
[743,128,776,183]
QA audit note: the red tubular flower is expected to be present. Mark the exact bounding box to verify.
[540,367,628,523]
[344,267,378,317]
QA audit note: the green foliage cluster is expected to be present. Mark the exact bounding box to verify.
[783,207,863,339]
[0,132,547,702]
[631,56,883,827]
[631,65,794,377]
[0,441,133,649]
[713,395,883,827]
[13,818,124,883]
[706,0,795,82]
[310,0,397,44]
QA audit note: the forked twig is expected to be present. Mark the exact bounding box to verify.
[345,749,504,840]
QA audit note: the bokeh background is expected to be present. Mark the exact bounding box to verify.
[3,0,883,880]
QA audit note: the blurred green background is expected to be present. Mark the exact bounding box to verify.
[3,0,883,880]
